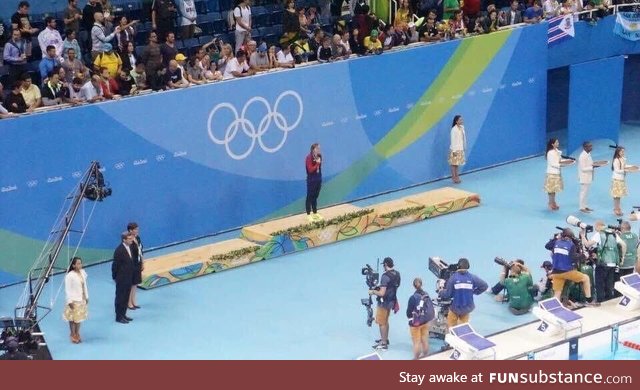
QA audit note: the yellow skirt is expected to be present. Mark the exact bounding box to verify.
[63,301,88,323]
[544,173,563,193]
[448,150,466,166]
[611,179,628,198]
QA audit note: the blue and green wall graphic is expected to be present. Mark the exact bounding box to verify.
[0,25,547,283]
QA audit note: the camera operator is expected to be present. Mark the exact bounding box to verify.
[581,221,627,302]
[0,337,29,360]
[438,258,488,328]
[545,228,599,306]
[368,257,400,350]
[497,261,535,315]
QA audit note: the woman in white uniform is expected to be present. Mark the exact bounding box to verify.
[544,138,572,210]
[449,115,466,184]
[611,146,628,217]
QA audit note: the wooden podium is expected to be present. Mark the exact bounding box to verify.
[140,187,480,289]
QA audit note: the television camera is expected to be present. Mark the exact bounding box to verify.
[360,262,380,327]
[427,257,459,339]
[83,162,112,201]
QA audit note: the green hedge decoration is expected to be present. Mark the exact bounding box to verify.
[378,206,426,220]
[271,209,375,236]
[209,246,261,262]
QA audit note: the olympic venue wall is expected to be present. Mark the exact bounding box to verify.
[0,22,582,282]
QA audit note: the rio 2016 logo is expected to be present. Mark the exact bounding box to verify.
[206,91,303,160]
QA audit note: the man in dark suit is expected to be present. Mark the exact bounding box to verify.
[112,231,135,323]
[499,0,524,26]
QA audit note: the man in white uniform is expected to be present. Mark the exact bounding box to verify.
[578,141,594,213]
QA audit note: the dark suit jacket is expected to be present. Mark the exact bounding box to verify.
[112,243,134,283]
[121,52,140,73]
[131,237,142,268]
[500,9,523,26]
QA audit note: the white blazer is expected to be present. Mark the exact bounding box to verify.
[578,150,593,184]
[64,270,88,305]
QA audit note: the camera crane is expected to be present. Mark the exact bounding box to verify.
[14,161,111,326]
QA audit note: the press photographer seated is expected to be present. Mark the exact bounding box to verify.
[490,258,525,295]
[495,260,535,315]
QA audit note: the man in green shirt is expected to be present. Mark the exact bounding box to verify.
[499,262,534,315]
[617,221,639,295]
[582,221,627,302]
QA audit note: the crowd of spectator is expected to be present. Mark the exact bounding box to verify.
[0,0,629,118]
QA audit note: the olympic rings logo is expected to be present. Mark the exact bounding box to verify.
[207,91,303,160]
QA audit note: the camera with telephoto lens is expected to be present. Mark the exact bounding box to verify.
[605,218,623,235]
[494,257,514,268]
[566,215,593,233]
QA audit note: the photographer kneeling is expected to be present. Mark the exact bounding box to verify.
[545,228,599,306]
[497,261,535,315]
[368,257,401,350]
[438,258,488,328]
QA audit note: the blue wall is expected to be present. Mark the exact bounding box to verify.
[546,66,569,134]
[0,26,547,276]
[622,54,640,122]
[3,14,640,278]
[568,56,624,152]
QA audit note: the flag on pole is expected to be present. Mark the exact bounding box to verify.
[547,15,576,45]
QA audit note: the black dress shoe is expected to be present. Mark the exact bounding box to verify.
[124,316,133,321]
[116,318,129,324]
[128,306,137,310]
[133,305,141,309]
